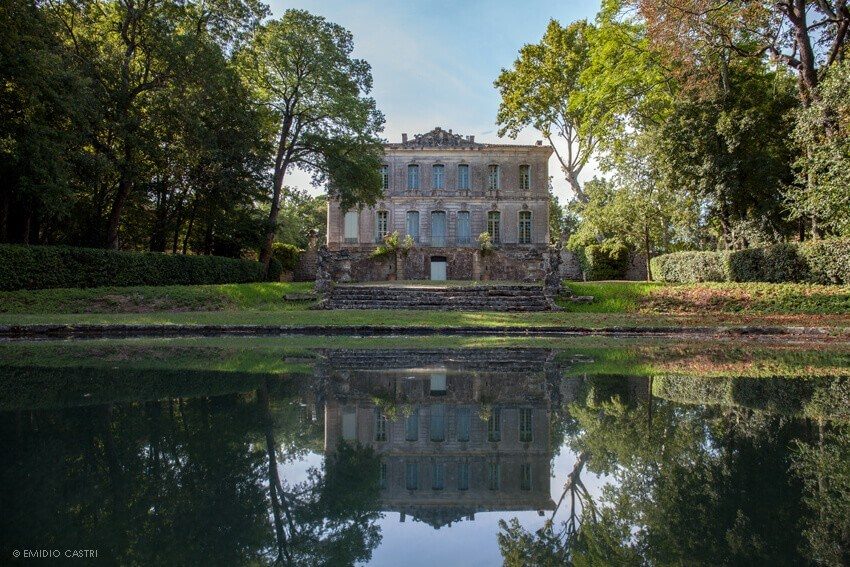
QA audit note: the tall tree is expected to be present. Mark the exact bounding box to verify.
[239,9,384,272]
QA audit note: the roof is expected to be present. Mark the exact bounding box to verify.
[385,127,549,151]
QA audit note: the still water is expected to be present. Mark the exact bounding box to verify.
[1,340,848,566]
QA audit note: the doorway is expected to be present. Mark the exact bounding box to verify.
[430,256,447,281]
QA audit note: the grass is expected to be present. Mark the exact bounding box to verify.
[561,281,850,315]
[0,281,314,314]
[0,280,848,330]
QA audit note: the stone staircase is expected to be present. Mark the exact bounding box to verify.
[323,284,555,311]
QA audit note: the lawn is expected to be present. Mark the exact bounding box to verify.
[561,281,850,315]
[0,280,848,330]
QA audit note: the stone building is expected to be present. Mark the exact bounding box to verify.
[325,127,553,281]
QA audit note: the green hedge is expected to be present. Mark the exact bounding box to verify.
[800,238,850,284]
[651,238,850,284]
[583,241,630,280]
[0,244,268,290]
[272,242,303,272]
[650,251,730,283]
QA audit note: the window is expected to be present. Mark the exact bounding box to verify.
[431,211,446,246]
[379,461,388,490]
[432,462,445,490]
[519,408,533,443]
[406,211,420,243]
[488,164,500,190]
[520,464,532,491]
[343,211,358,244]
[488,408,501,442]
[381,165,389,190]
[406,461,419,490]
[457,211,471,244]
[376,210,388,242]
[519,164,531,191]
[456,408,470,442]
[408,164,420,190]
[430,404,446,442]
[432,164,444,189]
[405,408,419,441]
[519,211,532,245]
[487,462,501,490]
[458,164,470,190]
[487,211,501,244]
[375,409,387,442]
[458,461,470,491]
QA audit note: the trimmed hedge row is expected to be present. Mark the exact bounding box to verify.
[650,238,850,284]
[0,244,269,290]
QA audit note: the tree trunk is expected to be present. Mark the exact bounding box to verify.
[259,120,295,273]
[644,224,652,282]
[106,143,134,249]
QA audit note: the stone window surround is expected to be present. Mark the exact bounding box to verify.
[399,160,543,193]
[381,164,389,190]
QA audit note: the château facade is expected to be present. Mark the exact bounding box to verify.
[325,127,554,281]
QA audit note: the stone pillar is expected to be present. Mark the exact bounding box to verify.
[472,250,481,281]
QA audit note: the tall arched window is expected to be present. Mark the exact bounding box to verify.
[380,165,389,190]
[487,211,501,244]
[432,164,444,189]
[375,210,388,242]
[519,210,532,244]
[457,164,470,190]
[407,164,420,190]
[487,164,500,190]
[406,211,420,242]
[519,164,531,191]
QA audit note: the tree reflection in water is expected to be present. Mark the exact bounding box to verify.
[0,351,848,566]
[498,374,850,566]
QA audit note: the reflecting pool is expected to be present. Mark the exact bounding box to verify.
[1,339,848,565]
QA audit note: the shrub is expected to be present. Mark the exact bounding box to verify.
[583,241,630,280]
[651,238,850,284]
[800,237,850,284]
[272,242,303,272]
[266,257,284,282]
[0,244,267,291]
[727,243,808,283]
[650,251,730,283]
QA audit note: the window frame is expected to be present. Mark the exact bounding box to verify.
[487,164,500,191]
[487,211,501,245]
[519,164,531,191]
[457,163,470,190]
[430,210,447,247]
[407,164,420,190]
[381,165,389,190]
[518,210,532,245]
[519,407,533,443]
[406,210,420,243]
[457,211,471,245]
[432,164,445,190]
[375,210,389,243]
[487,407,501,442]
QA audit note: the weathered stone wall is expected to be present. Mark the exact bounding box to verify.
[317,245,547,283]
[625,252,648,281]
[558,249,583,280]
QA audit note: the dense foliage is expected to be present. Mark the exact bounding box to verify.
[651,238,850,284]
[0,244,268,291]
[499,0,849,280]
[0,1,370,269]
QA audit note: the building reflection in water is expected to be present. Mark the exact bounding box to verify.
[319,349,560,529]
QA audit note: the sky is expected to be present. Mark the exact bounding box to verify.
[266,0,602,203]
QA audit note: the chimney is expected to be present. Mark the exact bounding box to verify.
[401,133,408,143]
[448,129,452,134]
[469,135,475,143]
[536,140,542,146]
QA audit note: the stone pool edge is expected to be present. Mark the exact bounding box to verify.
[1,323,847,341]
